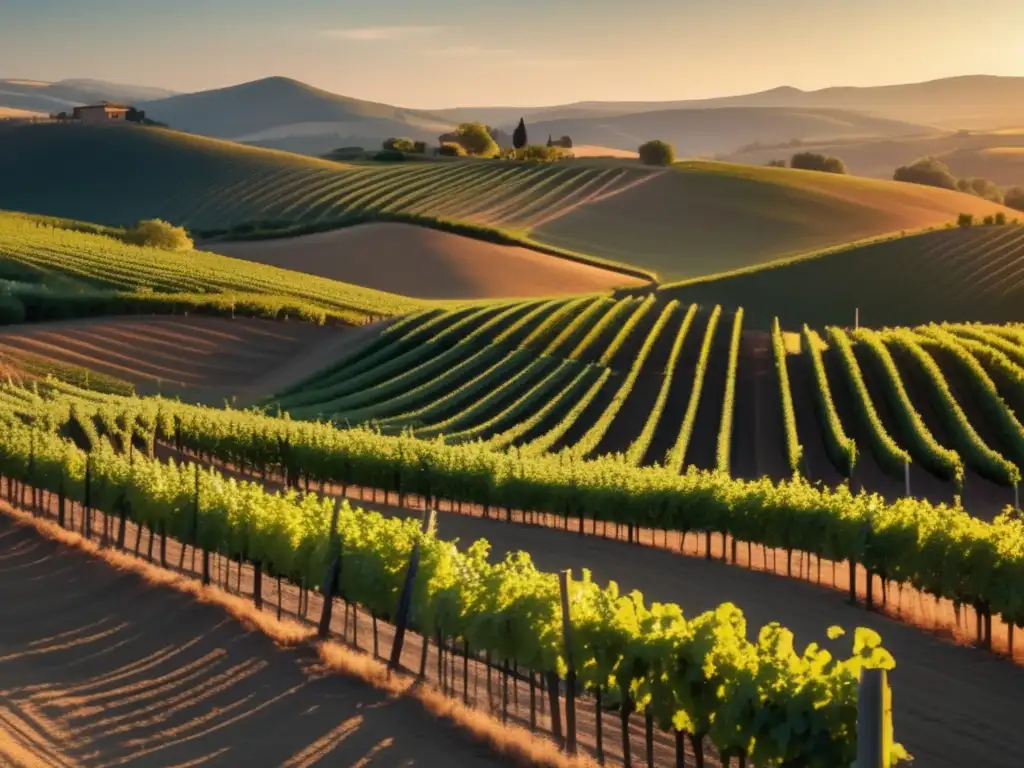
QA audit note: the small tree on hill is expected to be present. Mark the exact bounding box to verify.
[790,152,847,174]
[1005,187,1024,212]
[546,134,553,148]
[513,118,528,150]
[893,157,958,190]
[638,140,675,166]
[455,122,500,157]
[957,213,974,229]
[559,135,573,149]
[957,176,1003,203]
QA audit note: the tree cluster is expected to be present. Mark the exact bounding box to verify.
[895,156,1023,210]
[789,152,847,174]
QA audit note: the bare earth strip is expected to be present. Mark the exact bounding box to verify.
[0,316,364,404]
[210,224,645,301]
[0,517,508,768]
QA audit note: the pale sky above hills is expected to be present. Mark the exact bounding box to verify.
[1,0,1022,107]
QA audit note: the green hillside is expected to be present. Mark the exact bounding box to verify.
[0,211,424,323]
[658,225,1024,329]
[531,161,1014,280]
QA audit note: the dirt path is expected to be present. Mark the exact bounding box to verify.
[744,332,790,482]
[0,519,502,768]
[0,316,353,406]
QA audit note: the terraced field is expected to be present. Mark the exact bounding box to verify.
[274,299,1024,516]
[1,124,1012,283]
[662,225,1024,328]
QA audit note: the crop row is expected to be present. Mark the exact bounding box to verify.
[0,402,905,765]
[665,306,722,473]
[625,303,696,465]
[716,309,744,474]
[772,318,803,475]
[802,326,857,477]
[851,329,963,485]
[882,329,1019,486]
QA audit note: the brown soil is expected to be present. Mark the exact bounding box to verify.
[210,224,645,301]
[743,332,790,482]
[0,517,503,768]
[0,316,375,406]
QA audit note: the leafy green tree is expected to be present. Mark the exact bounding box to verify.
[893,157,958,190]
[124,219,192,251]
[455,122,500,157]
[383,137,415,152]
[638,140,675,166]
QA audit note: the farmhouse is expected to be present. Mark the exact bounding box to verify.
[72,102,131,123]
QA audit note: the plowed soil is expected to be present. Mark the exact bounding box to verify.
[211,224,645,300]
[0,316,375,405]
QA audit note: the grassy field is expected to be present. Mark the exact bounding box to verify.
[0,211,426,323]
[659,224,1024,328]
[1,124,1012,284]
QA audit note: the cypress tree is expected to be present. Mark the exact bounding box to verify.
[513,118,528,150]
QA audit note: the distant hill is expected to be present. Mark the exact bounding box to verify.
[726,129,1024,188]
[526,76,1024,131]
[140,76,453,152]
[521,106,929,156]
[0,78,177,114]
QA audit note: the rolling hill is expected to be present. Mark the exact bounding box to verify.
[657,224,1024,329]
[529,161,1014,280]
[522,106,930,156]
[726,129,1024,187]
[0,77,176,115]
[140,76,452,153]
[0,123,1012,283]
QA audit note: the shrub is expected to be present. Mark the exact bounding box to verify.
[515,144,566,163]
[766,159,787,168]
[373,149,407,162]
[438,142,467,157]
[995,212,1007,226]
[327,146,366,161]
[638,140,676,166]
[454,122,500,157]
[124,219,193,251]
[893,157,958,190]
[957,176,1003,203]
[1005,186,1024,212]
[557,135,573,149]
[983,215,995,226]
[790,152,847,174]
[382,137,416,152]
[412,140,427,154]
[957,213,974,229]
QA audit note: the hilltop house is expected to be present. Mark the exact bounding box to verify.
[71,102,131,123]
